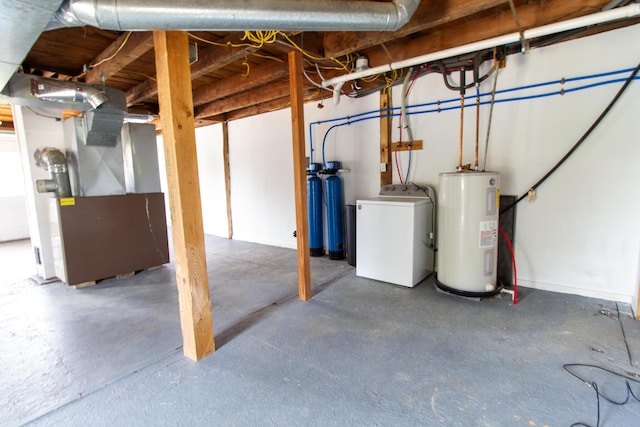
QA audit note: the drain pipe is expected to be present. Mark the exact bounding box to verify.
[47,0,421,31]
[34,147,72,198]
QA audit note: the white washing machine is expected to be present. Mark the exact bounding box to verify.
[356,183,436,287]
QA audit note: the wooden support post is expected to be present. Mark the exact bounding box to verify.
[380,90,392,186]
[153,31,215,361]
[288,50,312,301]
[222,121,233,239]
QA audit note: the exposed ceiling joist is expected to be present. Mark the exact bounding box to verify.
[193,61,290,107]
[3,0,637,125]
[365,0,619,68]
[196,80,295,119]
[85,32,155,84]
[323,0,508,58]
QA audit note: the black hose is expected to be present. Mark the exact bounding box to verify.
[434,51,497,92]
[501,59,640,215]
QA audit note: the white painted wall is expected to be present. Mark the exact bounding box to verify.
[0,132,30,242]
[12,106,66,279]
[157,125,228,238]
[382,24,640,307]
[228,111,298,248]
[195,124,228,237]
[186,24,640,306]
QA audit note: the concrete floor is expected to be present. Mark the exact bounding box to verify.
[1,236,640,426]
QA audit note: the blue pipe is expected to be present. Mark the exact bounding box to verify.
[317,74,639,166]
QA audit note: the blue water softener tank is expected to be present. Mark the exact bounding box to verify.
[325,161,345,260]
[307,163,324,257]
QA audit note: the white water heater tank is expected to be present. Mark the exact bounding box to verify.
[436,171,500,296]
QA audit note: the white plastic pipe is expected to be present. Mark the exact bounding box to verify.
[322,3,640,89]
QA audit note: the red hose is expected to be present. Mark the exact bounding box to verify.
[498,226,518,304]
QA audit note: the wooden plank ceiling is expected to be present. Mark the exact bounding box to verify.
[0,0,636,132]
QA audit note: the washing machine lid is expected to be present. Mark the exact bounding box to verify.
[357,197,429,207]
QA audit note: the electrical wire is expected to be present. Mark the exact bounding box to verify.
[277,32,354,72]
[563,363,640,427]
[250,51,284,63]
[189,31,268,49]
[188,31,354,80]
[25,107,62,121]
[500,59,640,215]
[89,32,133,69]
[241,30,278,47]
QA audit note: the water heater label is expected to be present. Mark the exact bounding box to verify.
[479,220,497,248]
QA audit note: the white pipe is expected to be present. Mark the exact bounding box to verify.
[501,288,515,303]
[322,3,640,89]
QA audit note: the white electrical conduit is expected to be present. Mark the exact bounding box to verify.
[321,4,640,91]
[400,66,415,145]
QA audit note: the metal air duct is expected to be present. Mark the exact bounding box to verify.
[31,77,108,109]
[0,0,64,92]
[34,147,73,198]
[46,0,421,31]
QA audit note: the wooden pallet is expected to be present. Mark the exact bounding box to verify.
[72,266,163,289]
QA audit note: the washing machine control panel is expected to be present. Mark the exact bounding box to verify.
[379,183,429,198]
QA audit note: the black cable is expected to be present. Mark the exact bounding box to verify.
[564,363,640,427]
[501,59,640,215]
[25,107,62,121]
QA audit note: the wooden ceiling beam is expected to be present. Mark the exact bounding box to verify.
[126,78,159,107]
[223,97,291,122]
[192,61,289,107]
[220,86,332,122]
[364,0,613,70]
[0,104,14,123]
[190,34,258,80]
[126,33,258,106]
[195,80,294,119]
[86,32,155,84]
[0,121,14,132]
[323,0,507,59]
[272,33,324,58]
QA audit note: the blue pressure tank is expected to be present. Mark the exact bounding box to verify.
[307,163,324,257]
[325,161,345,260]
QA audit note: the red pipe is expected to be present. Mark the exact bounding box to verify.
[498,226,518,304]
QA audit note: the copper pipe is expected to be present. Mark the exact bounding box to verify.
[458,68,465,170]
[458,94,464,170]
[475,84,480,170]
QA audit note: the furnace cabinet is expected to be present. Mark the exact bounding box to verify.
[50,193,169,286]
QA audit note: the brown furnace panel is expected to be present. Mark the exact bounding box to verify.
[53,193,169,285]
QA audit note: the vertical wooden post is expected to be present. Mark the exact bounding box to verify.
[380,90,392,186]
[288,50,312,301]
[154,31,215,360]
[222,121,233,239]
